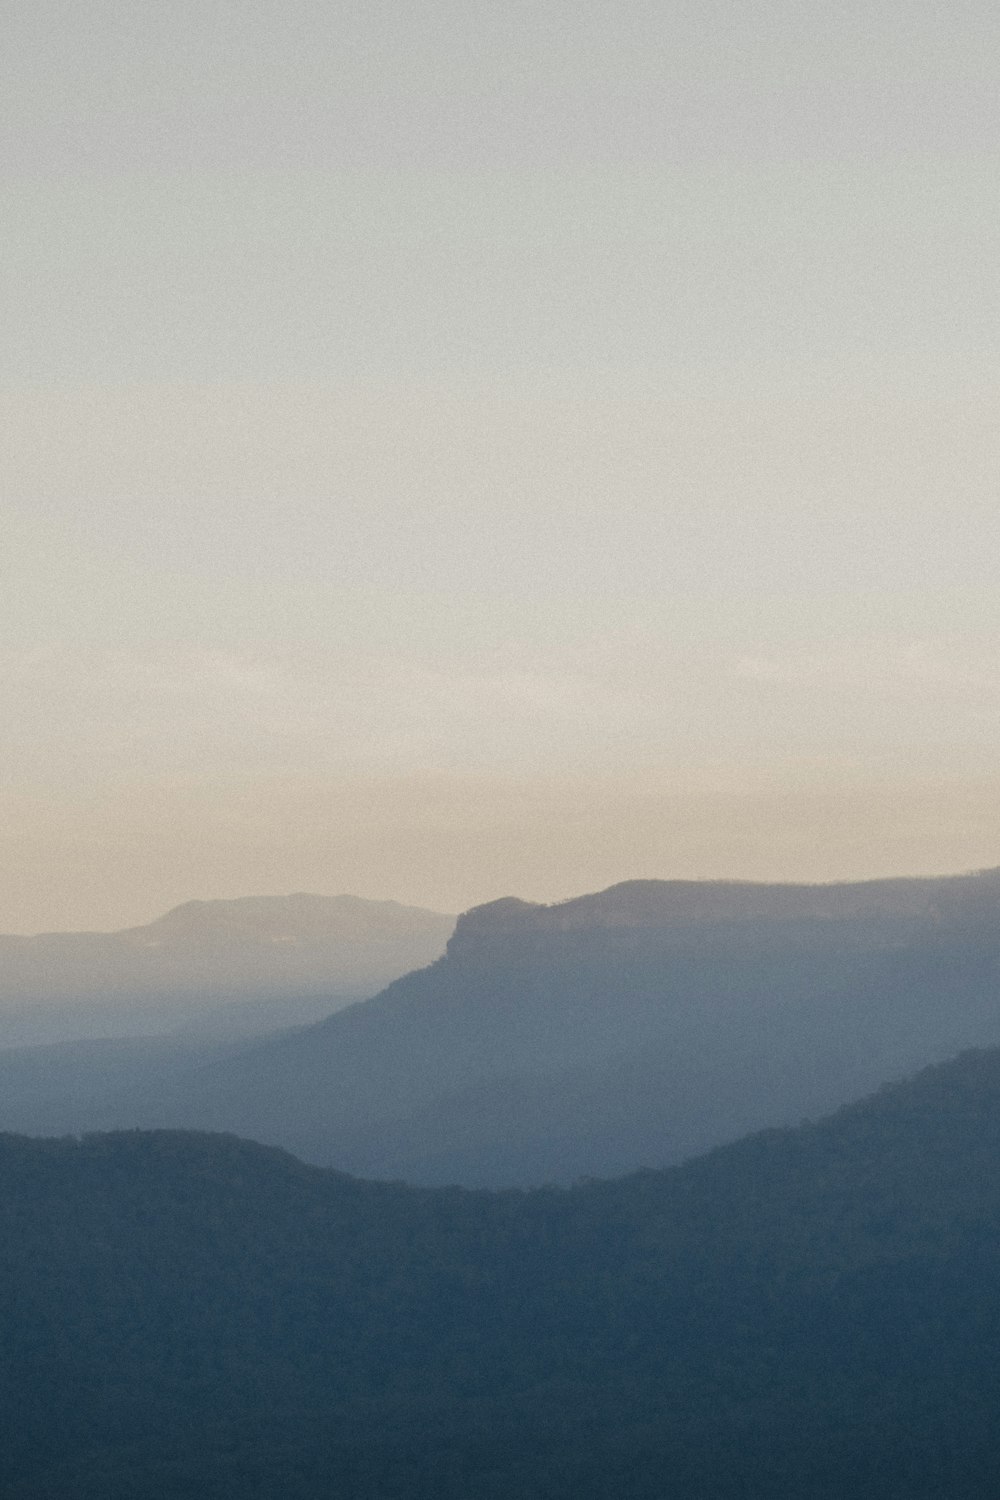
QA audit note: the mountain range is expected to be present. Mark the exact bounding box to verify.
[4,868,1000,1185]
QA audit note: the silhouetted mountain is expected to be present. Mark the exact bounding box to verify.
[4,869,1000,1184]
[4,1045,1000,1496]
[0,893,455,1045]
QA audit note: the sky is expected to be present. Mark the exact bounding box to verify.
[3,0,1000,931]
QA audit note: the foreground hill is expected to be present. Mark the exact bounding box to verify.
[7,867,1000,1185]
[4,1045,1000,1497]
[0,893,455,1044]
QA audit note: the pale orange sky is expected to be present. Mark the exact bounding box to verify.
[4,3,999,930]
[4,764,1000,933]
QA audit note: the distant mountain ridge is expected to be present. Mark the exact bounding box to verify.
[450,868,1000,947]
[140,891,450,943]
[5,866,1000,1183]
[0,893,455,1045]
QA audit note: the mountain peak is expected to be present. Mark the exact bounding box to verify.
[140,893,454,945]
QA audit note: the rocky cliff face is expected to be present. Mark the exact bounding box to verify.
[447,869,1000,958]
[446,870,1000,972]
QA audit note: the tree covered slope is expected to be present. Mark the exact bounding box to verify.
[4,1044,1000,1496]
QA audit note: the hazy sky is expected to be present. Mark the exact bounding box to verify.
[4,1,1000,931]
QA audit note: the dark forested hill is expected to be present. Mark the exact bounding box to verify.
[4,1045,1000,1497]
[6,869,1000,1186]
[0,893,455,1045]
